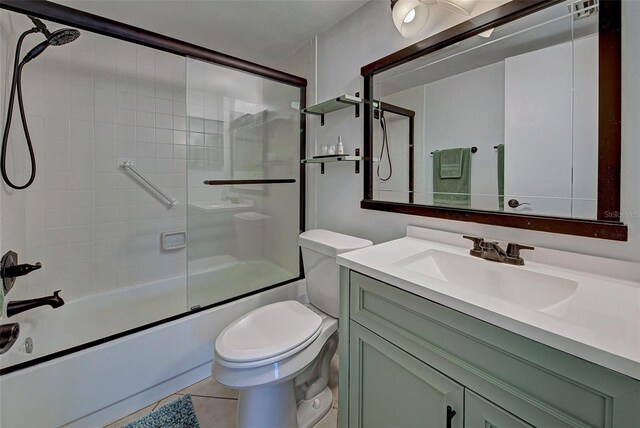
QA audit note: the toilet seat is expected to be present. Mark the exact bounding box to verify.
[215,301,322,368]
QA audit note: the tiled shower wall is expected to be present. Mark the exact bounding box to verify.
[1,11,188,302]
[0,11,28,300]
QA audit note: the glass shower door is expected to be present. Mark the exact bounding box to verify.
[186,58,301,309]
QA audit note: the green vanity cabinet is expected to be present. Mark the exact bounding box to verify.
[340,270,640,428]
[349,321,464,428]
[465,390,533,428]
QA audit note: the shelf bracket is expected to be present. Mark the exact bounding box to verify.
[321,163,325,174]
[355,92,360,118]
[321,114,325,126]
[355,148,360,173]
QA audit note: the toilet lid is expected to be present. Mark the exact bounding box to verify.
[215,301,322,363]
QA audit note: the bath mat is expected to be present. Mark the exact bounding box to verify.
[122,395,200,428]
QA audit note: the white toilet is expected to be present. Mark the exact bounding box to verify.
[213,229,372,428]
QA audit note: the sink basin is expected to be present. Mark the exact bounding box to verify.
[394,249,578,311]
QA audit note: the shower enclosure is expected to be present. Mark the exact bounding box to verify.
[0,1,305,375]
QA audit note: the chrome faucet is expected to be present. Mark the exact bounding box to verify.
[6,290,64,318]
[463,236,534,266]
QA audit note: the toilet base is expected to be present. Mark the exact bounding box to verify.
[297,385,333,428]
[236,381,332,428]
[238,381,297,428]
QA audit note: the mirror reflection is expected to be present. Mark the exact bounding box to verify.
[372,1,599,219]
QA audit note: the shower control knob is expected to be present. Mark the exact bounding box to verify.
[5,261,42,279]
[1,250,42,294]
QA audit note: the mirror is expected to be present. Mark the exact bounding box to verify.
[362,0,626,240]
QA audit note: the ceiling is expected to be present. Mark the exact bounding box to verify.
[53,0,369,68]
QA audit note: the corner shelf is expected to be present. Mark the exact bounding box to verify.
[301,93,362,126]
[301,149,362,174]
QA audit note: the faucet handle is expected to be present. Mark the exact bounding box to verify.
[463,236,484,256]
[506,243,534,259]
[462,235,484,249]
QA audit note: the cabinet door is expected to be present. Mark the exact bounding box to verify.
[349,321,464,428]
[465,390,533,428]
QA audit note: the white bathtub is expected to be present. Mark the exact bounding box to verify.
[0,276,187,368]
[0,279,305,427]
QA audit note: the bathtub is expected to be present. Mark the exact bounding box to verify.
[0,278,305,427]
[1,276,187,369]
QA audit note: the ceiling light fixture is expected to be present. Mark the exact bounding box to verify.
[437,0,478,16]
[390,0,433,38]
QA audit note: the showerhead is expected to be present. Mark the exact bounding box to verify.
[19,24,80,66]
[47,28,81,46]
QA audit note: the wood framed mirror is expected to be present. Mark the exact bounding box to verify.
[361,0,626,241]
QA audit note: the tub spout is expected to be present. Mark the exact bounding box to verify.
[6,290,64,318]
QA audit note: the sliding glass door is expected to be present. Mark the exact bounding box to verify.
[186,58,302,309]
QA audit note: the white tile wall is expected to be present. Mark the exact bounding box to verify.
[1,11,188,303]
[1,11,34,303]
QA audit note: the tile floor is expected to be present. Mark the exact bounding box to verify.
[105,354,339,428]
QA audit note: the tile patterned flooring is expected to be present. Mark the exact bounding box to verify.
[105,354,339,428]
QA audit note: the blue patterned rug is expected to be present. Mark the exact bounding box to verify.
[122,395,200,428]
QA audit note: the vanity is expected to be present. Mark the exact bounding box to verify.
[334,0,638,425]
[336,227,640,428]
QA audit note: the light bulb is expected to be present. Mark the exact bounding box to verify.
[403,8,416,23]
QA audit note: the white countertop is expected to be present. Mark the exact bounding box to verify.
[337,227,640,380]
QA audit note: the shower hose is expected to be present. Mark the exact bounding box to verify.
[1,28,40,190]
[377,110,392,181]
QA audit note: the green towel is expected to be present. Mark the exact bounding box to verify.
[439,149,463,178]
[497,144,505,211]
[433,147,471,207]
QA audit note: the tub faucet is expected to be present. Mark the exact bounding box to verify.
[6,290,64,318]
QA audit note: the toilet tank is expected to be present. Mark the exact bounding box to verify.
[299,230,372,318]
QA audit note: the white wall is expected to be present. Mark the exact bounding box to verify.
[504,41,573,217]
[420,61,504,209]
[504,37,598,218]
[292,0,640,263]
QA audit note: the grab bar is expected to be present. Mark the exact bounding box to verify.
[120,161,177,208]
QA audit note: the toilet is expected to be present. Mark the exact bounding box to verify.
[212,229,372,428]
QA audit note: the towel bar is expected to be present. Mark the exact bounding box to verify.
[430,146,477,155]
